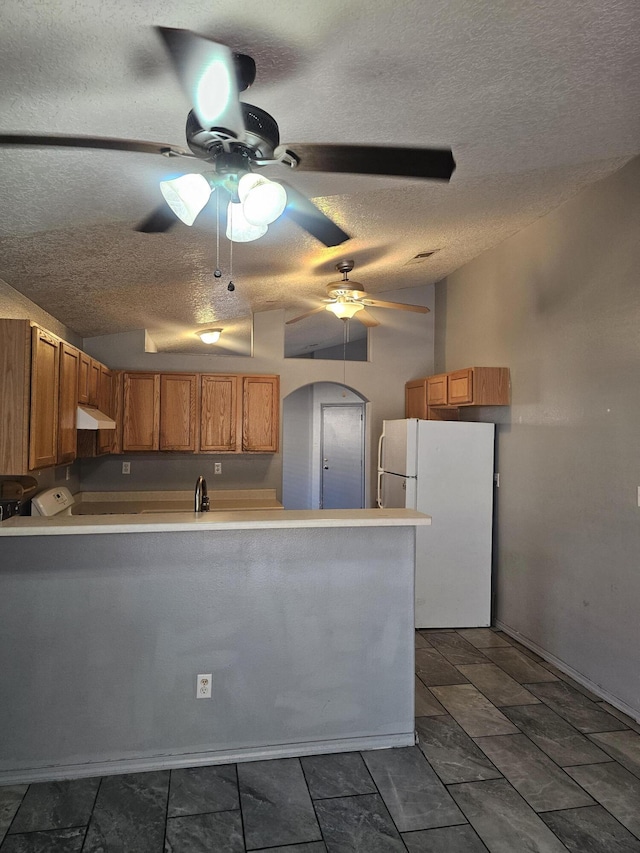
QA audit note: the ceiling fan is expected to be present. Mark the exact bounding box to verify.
[286,260,431,326]
[0,27,456,247]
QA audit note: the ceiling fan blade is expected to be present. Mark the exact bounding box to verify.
[0,132,191,157]
[135,206,179,233]
[362,298,430,313]
[280,182,350,247]
[355,309,380,328]
[285,306,327,325]
[156,27,246,139]
[275,143,455,181]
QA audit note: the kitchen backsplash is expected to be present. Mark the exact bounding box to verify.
[79,454,282,498]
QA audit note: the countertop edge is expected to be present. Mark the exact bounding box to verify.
[0,509,431,536]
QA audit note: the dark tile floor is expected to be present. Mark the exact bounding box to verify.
[2,627,640,851]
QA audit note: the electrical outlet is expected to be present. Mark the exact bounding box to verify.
[196,673,212,699]
[494,473,500,488]
[214,463,222,475]
[122,462,130,474]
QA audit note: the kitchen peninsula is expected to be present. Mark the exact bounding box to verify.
[0,508,429,784]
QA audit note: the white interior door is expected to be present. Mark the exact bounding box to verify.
[320,404,365,509]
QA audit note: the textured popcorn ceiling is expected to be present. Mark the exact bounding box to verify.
[0,0,638,353]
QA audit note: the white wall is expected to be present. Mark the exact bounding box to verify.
[434,156,640,717]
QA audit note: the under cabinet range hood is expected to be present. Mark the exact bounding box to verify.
[76,405,117,429]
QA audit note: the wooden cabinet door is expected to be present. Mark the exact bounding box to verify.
[78,352,91,404]
[123,373,160,451]
[242,375,279,452]
[427,374,448,406]
[58,342,79,464]
[0,319,31,475]
[160,374,198,451]
[88,359,100,407]
[200,375,237,451]
[29,327,60,470]
[448,368,473,405]
[405,379,428,419]
[97,366,114,455]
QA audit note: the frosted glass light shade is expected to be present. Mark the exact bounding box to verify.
[226,201,267,242]
[198,328,223,344]
[238,173,287,226]
[326,300,364,319]
[160,174,212,226]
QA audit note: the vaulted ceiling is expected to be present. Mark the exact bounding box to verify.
[1,0,638,354]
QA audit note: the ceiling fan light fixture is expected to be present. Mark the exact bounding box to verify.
[326,300,364,320]
[238,173,287,226]
[198,327,223,344]
[226,201,268,242]
[160,173,212,226]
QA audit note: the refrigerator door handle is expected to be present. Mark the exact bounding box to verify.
[376,470,383,508]
[377,427,385,473]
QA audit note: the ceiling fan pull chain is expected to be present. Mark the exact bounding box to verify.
[214,190,222,278]
[228,213,235,292]
[342,318,348,391]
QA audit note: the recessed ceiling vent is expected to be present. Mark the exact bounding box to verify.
[406,250,440,265]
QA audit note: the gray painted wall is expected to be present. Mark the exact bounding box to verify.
[0,526,415,780]
[282,384,314,509]
[434,156,640,716]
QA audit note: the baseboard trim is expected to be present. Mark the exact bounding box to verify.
[494,619,640,724]
[0,732,415,786]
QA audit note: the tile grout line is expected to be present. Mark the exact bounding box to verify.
[2,782,30,842]
[161,769,171,853]
[354,751,412,852]
[297,754,330,852]
[233,764,248,853]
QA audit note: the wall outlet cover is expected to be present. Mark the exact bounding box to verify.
[197,673,212,699]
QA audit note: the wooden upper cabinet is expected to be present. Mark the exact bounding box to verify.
[447,368,473,405]
[427,374,448,406]
[78,352,91,405]
[119,371,279,454]
[242,375,279,452]
[0,319,31,474]
[123,372,160,451]
[88,359,100,407]
[405,367,510,418]
[405,379,428,419]
[97,366,114,455]
[465,367,510,406]
[200,375,237,452]
[159,373,198,451]
[58,342,80,465]
[29,327,61,470]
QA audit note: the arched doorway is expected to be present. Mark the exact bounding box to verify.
[282,382,368,510]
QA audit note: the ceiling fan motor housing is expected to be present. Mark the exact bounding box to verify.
[186,104,280,160]
[326,282,366,300]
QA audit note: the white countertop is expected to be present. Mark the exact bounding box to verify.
[0,508,431,536]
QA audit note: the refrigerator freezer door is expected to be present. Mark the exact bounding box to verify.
[380,419,419,477]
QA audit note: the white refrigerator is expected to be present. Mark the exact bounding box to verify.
[377,418,495,628]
